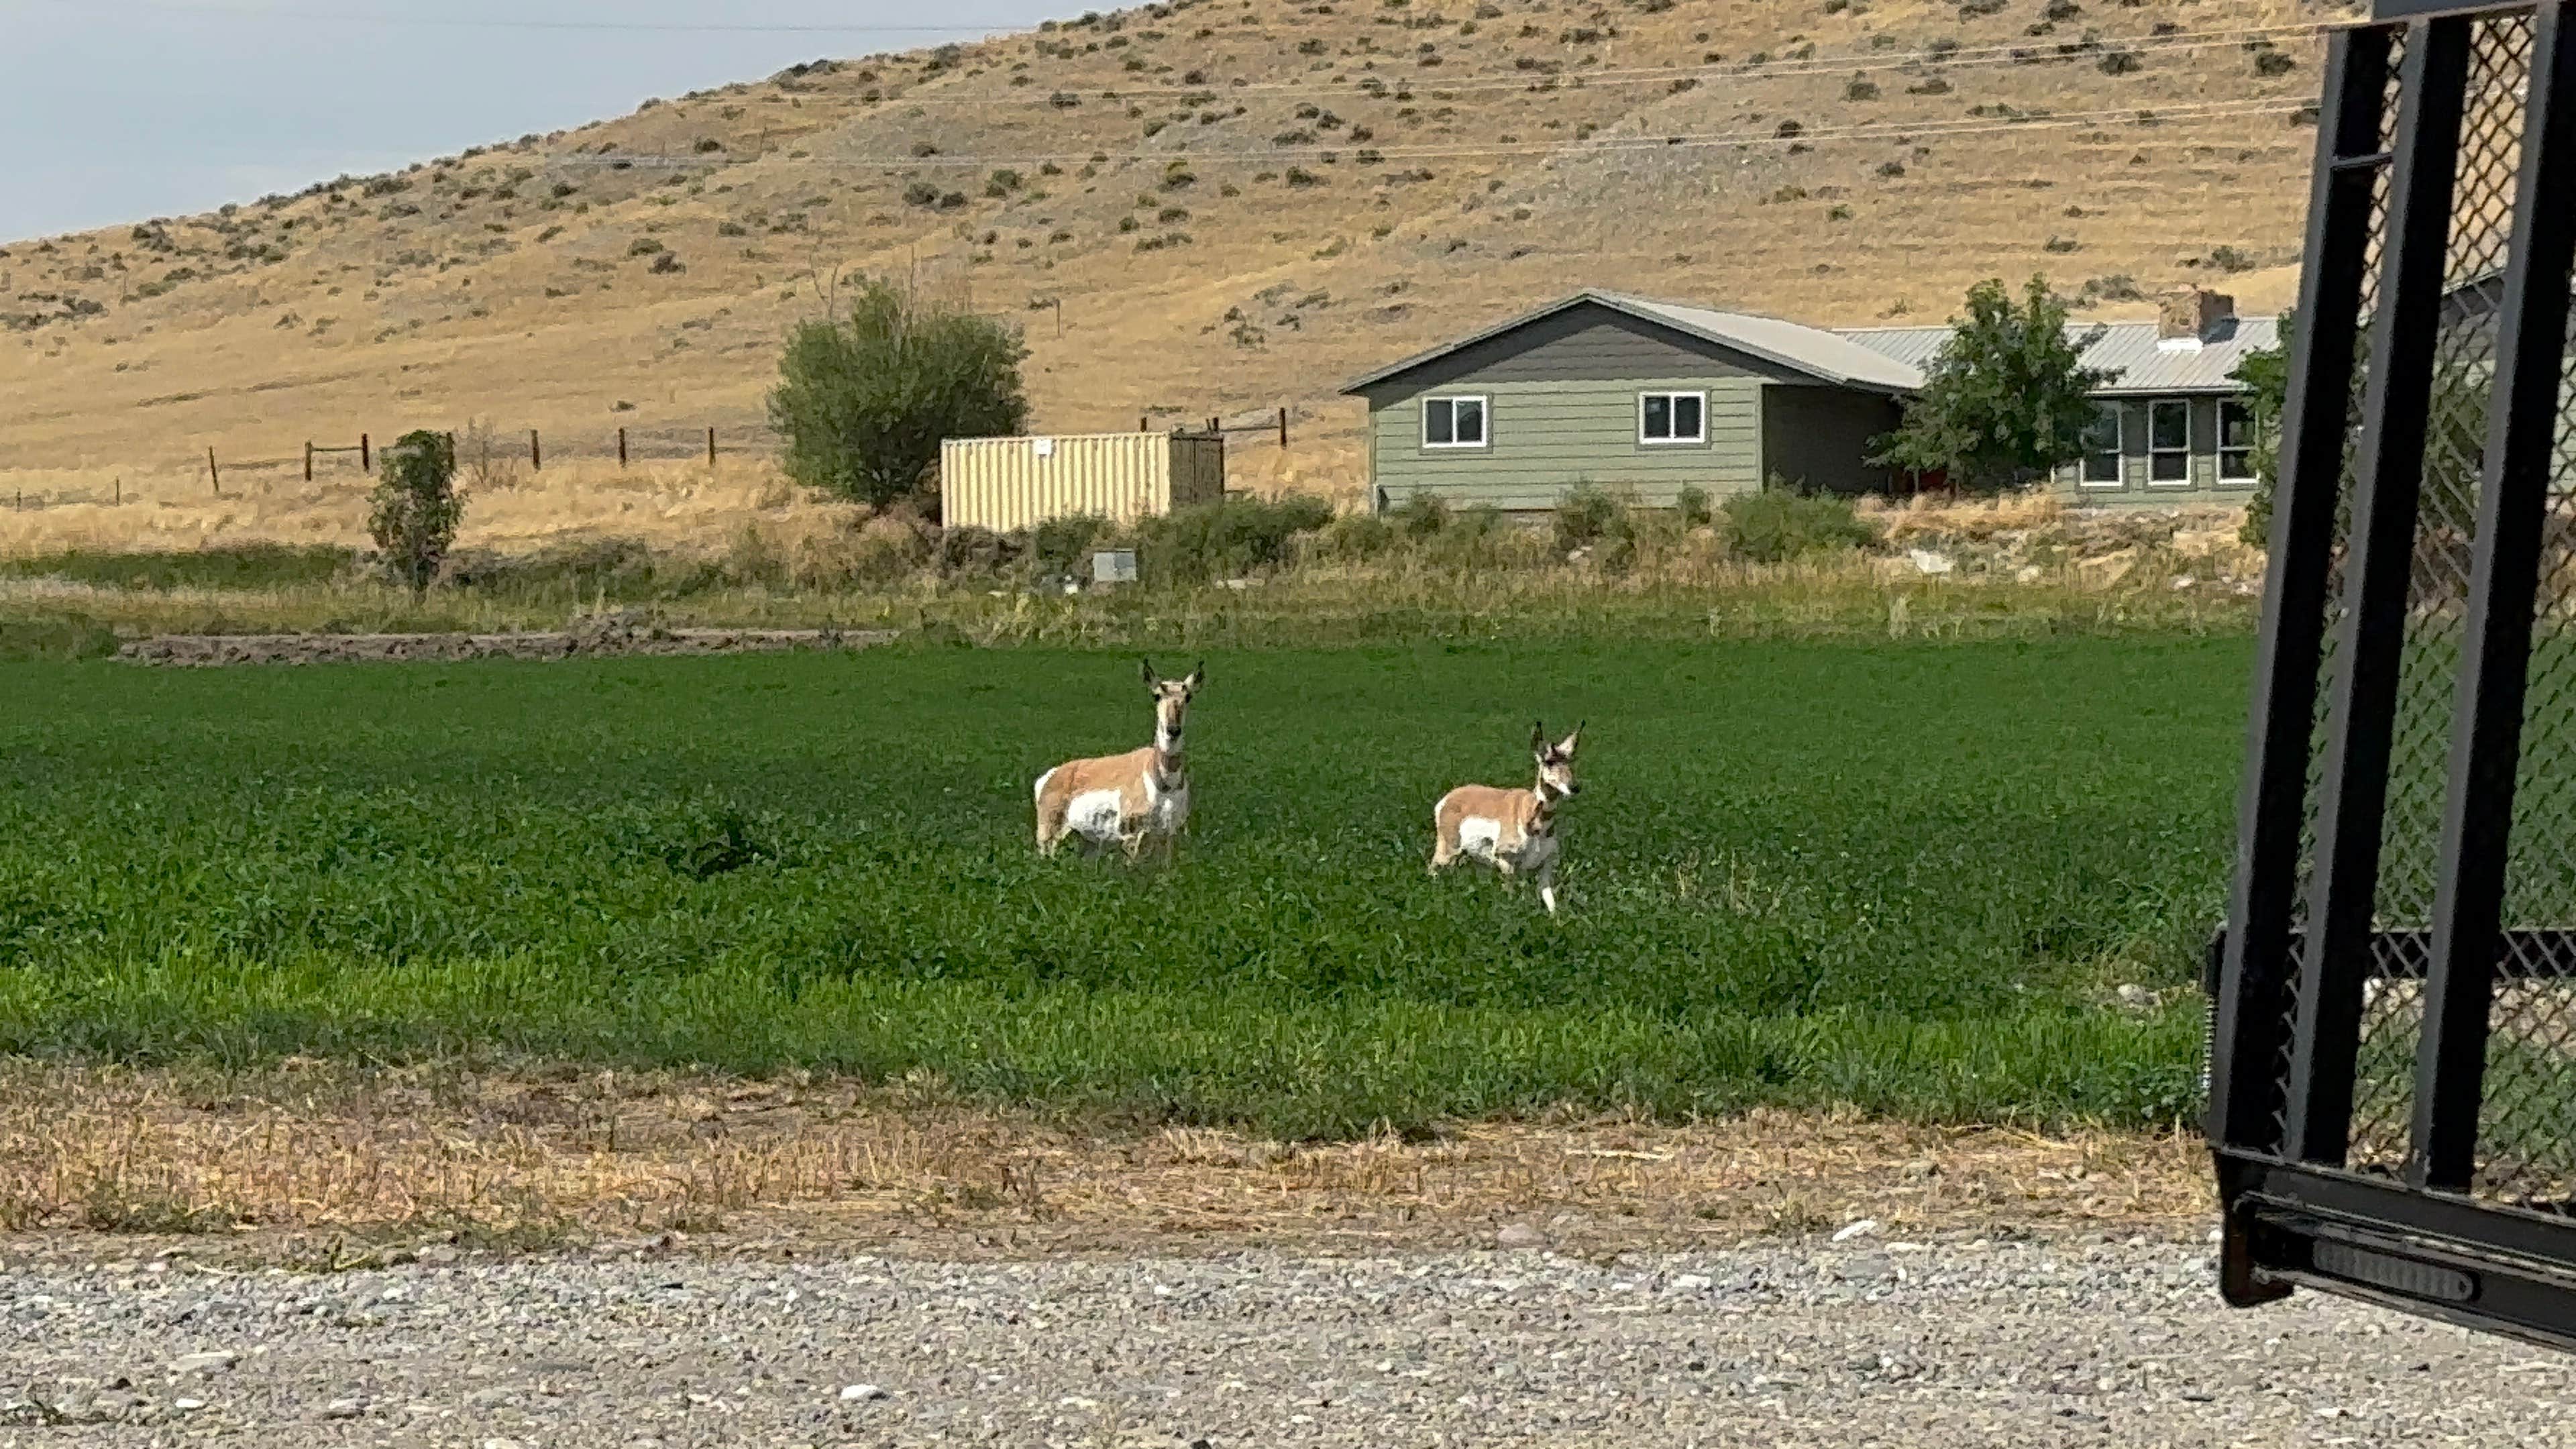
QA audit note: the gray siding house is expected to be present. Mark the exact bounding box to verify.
[1343,288,2277,513]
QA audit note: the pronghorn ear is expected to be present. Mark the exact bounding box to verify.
[1558,722,1583,756]
[1530,720,1548,755]
[1183,660,1205,693]
[1140,657,1158,688]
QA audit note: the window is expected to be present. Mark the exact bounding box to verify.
[2148,399,2192,485]
[2219,398,2259,482]
[1638,390,1707,445]
[2080,404,2123,487]
[1422,395,1487,449]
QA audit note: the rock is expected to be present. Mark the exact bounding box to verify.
[172,1350,239,1375]
[1668,1273,1713,1293]
[2116,983,2157,1010]
[2169,574,2196,590]
[1494,1223,1546,1250]
[1908,549,1955,576]
[2015,564,2043,583]
[839,1383,890,1402]
[321,1397,364,1419]
[1830,1218,1881,1243]
[174,1397,205,1411]
[413,1244,460,1267]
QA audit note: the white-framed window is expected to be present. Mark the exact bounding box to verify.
[2218,398,2259,482]
[1638,390,1707,445]
[1421,394,1488,449]
[2080,403,2124,488]
[2148,399,2192,486]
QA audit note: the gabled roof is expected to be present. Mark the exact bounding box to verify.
[1339,289,1927,394]
[1835,315,2280,395]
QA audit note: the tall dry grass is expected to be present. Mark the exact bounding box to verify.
[0,457,867,557]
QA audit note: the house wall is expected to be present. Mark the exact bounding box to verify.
[1362,376,1766,512]
[2053,394,2259,502]
[1352,302,1848,512]
[1760,386,1907,496]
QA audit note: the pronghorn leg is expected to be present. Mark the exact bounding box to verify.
[1430,839,1456,874]
[1537,863,1559,915]
[1035,811,1064,857]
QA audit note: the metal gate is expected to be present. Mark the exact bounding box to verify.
[2208,0,2576,1348]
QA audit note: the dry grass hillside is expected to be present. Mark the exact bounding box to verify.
[0,0,2341,540]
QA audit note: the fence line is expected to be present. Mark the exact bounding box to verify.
[9,405,1305,513]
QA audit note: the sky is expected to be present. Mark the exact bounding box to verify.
[3,0,1058,242]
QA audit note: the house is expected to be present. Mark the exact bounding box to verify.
[1340,287,2277,514]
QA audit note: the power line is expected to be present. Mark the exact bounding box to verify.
[551,95,2313,171]
[48,0,1040,34]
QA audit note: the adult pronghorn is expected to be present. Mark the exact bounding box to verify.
[1430,721,1581,913]
[1033,659,1204,861]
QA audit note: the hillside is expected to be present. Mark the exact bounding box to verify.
[0,0,2338,521]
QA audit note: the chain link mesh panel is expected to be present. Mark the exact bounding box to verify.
[2345,13,2538,1175]
[2269,30,2411,1159]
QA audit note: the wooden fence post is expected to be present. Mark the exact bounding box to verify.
[1139,415,1148,433]
[618,427,628,468]
[706,427,716,467]
[529,429,541,472]
[207,447,221,495]
[304,442,314,483]
[360,433,370,472]
[1278,407,1289,449]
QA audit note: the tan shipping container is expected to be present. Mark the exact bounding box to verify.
[938,431,1226,532]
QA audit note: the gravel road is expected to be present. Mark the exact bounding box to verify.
[3,1232,2567,1447]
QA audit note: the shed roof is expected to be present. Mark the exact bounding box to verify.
[1834,315,2280,395]
[1339,290,1927,394]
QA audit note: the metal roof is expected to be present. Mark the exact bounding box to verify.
[1835,315,2280,396]
[1339,289,1927,394]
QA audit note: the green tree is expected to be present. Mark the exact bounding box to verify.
[2232,310,2294,547]
[768,277,1030,507]
[1869,276,2120,492]
[368,429,463,601]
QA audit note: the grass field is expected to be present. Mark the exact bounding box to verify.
[0,638,2245,1138]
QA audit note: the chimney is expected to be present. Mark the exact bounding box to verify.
[2157,286,2235,347]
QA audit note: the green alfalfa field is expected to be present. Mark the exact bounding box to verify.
[0,637,2244,1138]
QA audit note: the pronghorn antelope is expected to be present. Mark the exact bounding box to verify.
[1033,659,1203,861]
[1430,721,1582,913]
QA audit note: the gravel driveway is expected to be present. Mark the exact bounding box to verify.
[3,1232,2566,1447]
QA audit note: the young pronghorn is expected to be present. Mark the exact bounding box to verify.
[1430,721,1582,913]
[1033,659,1204,861]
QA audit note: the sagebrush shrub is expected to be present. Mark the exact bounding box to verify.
[1721,487,1878,563]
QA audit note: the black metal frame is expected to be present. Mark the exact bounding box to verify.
[2209,0,2576,1349]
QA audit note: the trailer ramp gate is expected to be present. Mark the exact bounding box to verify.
[2210,0,2576,1350]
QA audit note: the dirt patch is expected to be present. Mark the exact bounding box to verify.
[0,1063,2210,1265]
[117,619,899,666]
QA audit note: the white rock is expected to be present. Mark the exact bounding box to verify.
[839,1383,890,1403]
[1831,1218,1882,1243]
[321,1397,364,1419]
[2015,564,2044,584]
[174,1398,205,1411]
[1907,548,1955,575]
[1668,1273,1713,1293]
[2116,983,2157,1010]
[172,1351,239,1375]
[1495,1223,1546,1250]
[2170,574,2197,590]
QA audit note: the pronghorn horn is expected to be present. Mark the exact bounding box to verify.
[1531,720,1548,753]
[1140,657,1158,686]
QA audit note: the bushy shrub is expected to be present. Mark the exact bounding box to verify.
[769,276,1028,508]
[1721,486,1879,563]
[1554,484,1621,554]
[1313,511,1397,561]
[1025,513,1113,579]
[1674,486,1714,529]
[1395,492,1450,538]
[370,430,464,600]
[1134,494,1334,584]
